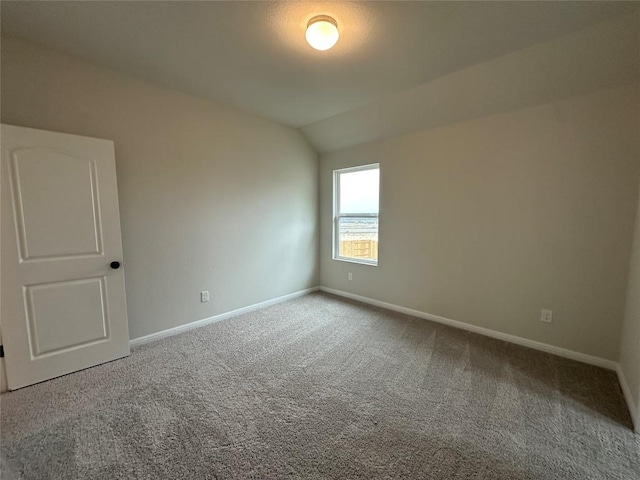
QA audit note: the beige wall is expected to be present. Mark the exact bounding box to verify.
[620,118,640,431]
[320,85,640,361]
[1,36,319,341]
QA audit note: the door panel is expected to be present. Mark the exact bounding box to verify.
[1,124,130,390]
[11,148,102,260]
[26,277,109,356]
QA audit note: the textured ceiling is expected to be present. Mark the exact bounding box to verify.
[2,1,639,151]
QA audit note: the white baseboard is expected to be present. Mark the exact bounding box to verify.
[616,364,639,433]
[319,286,618,371]
[129,287,319,348]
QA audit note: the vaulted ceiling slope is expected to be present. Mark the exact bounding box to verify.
[303,13,640,152]
[2,1,639,152]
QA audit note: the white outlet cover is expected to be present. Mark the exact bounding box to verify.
[540,309,553,323]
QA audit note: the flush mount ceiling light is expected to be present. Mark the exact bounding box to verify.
[305,15,339,51]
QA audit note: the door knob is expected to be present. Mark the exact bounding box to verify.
[110,261,121,269]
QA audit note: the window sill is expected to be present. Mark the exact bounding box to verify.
[332,256,378,267]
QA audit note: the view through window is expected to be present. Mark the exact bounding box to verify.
[334,164,379,265]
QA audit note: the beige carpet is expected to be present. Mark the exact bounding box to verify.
[1,292,638,479]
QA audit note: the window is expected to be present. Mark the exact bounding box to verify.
[333,164,380,266]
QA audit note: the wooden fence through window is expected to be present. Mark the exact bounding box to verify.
[340,239,378,260]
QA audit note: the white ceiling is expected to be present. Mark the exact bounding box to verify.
[2,1,639,151]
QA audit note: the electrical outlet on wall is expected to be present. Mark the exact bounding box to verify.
[201,291,210,303]
[348,272,353,281]
[540,309,553,324]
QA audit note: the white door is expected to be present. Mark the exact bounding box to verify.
[1,124,129,390]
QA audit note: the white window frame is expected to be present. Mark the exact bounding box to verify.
[333,163,380,266]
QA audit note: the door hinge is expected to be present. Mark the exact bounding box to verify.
[0,345,4,358]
